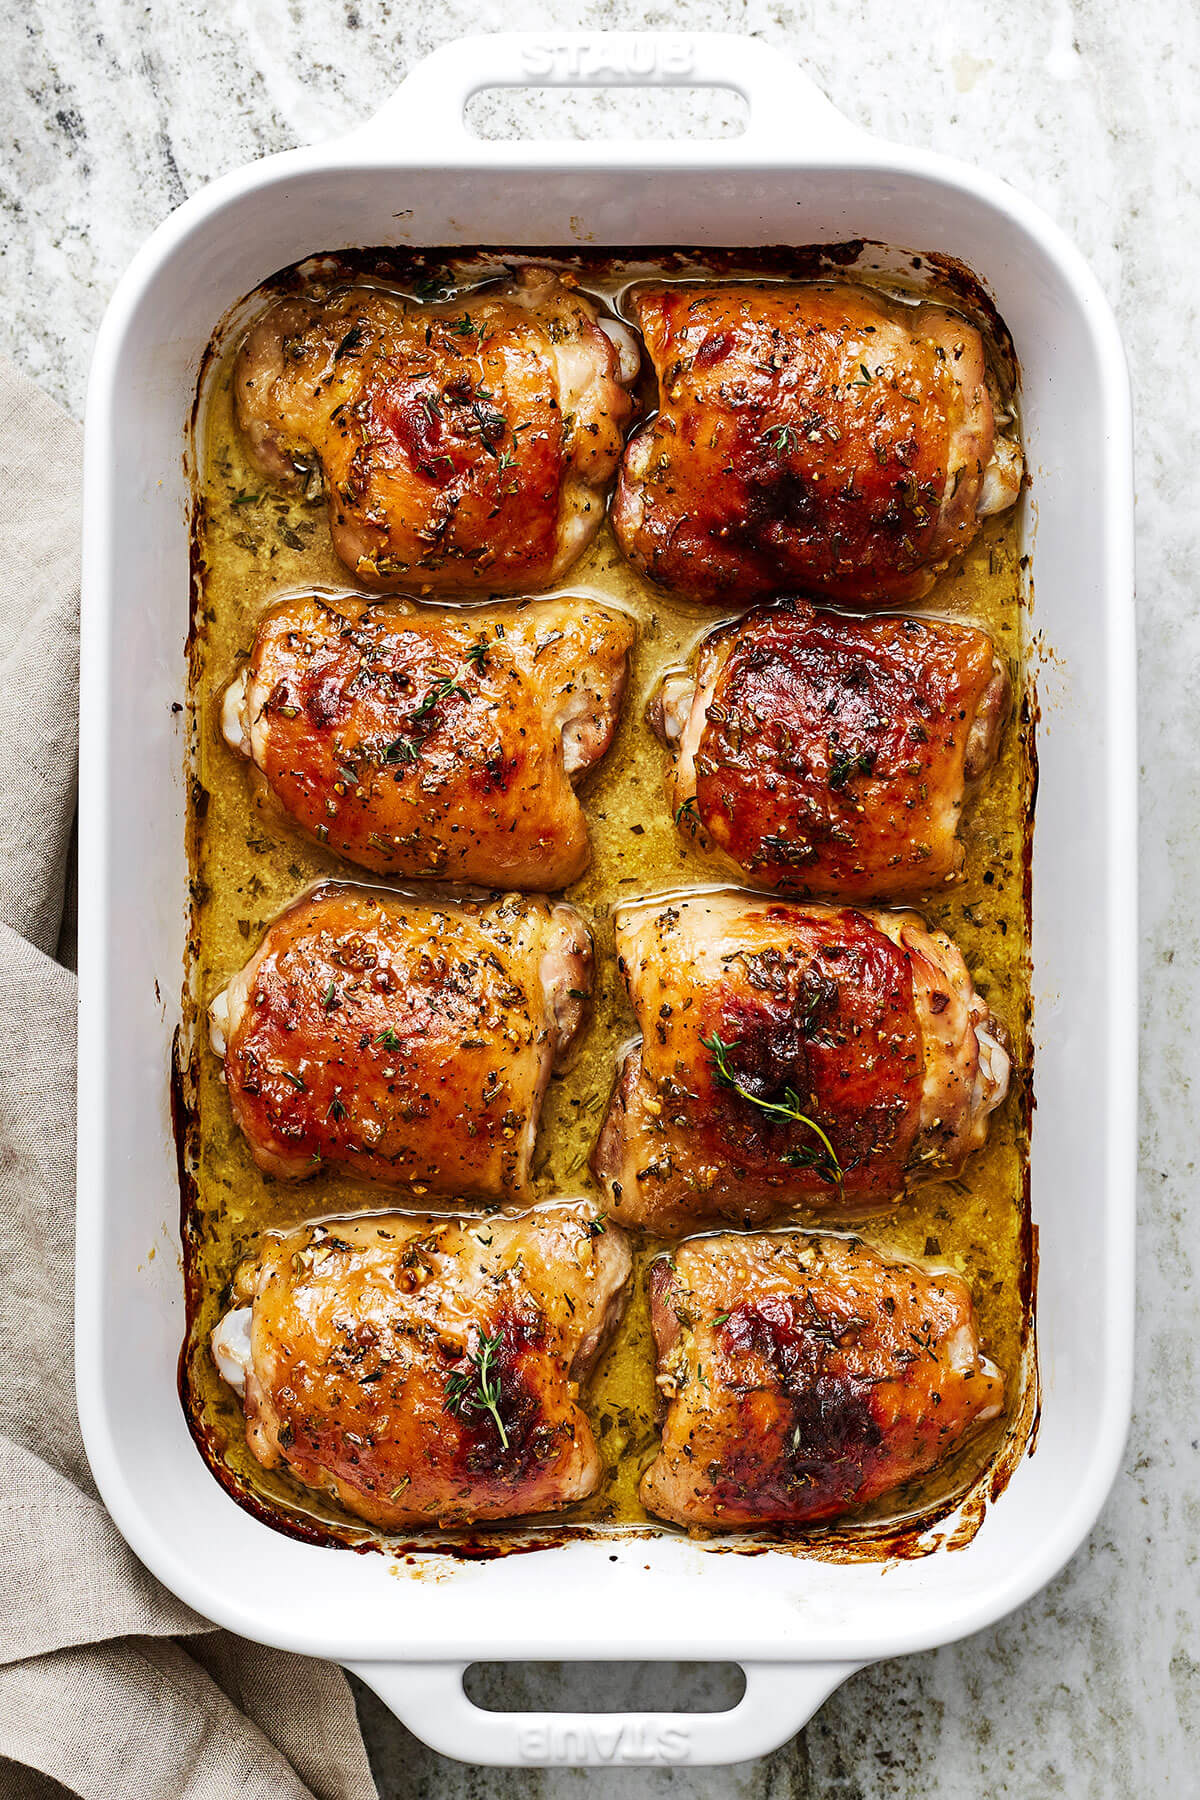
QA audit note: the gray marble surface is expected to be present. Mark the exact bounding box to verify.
[4,0,1194,1791]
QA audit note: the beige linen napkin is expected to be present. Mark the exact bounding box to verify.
[0,357,379,1800]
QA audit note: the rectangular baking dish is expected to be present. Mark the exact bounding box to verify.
[76,31,1136,1768]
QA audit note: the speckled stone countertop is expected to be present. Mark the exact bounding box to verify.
[5,1,1194,1792]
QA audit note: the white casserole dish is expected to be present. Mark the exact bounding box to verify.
[76,31,1136,1768]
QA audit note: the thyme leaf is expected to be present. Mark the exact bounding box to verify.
[382,736,419,765]
[379,678,469,765]
[333,324,366,361]
[410,677,468,722]
[762,424,799,454]
[828,745,876,791]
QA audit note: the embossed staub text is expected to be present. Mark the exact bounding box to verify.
[517,1722,692,1765]
[519,40,696,81]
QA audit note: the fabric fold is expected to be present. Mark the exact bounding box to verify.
[0,363,81,955]
[0,354,379,1800]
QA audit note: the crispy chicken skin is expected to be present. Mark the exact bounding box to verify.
[655,599,1010,900]
[591,890,1010,1232]
[222,592,635,888]
[234,269,639,594]
[612,283,1022,606]
[209,884,592,1199]
[212,1202,631,1530]
[640,1231,1004,1529]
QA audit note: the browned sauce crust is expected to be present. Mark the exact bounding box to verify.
[613,282,1008,605]
[662,599,1009,899]
[227,1203,631,1528]
[210,884,592,1199]
[592,889,1008,1231]
[235,270,637,594]
[641,1231,1003,1529]
[225,591,634,888]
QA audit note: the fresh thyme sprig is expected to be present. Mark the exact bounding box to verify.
[443,1329,509,1449]
[761,424,800,454]
[379,678,469,765]
[828,744,876,792]
[700,1029,843,1191]
[410,677,468,722]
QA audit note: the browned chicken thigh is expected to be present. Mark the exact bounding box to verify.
[212,1202,631,1530]
[640,1230,1004,1529]
[210,884,591,1199]
[612,283,1022,606]
[235,269,639,594]
[591,890,1009,1232]
[223,592,634,888]
[656,599,1010,900]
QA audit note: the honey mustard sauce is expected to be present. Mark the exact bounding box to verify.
[182,252,1034,1548]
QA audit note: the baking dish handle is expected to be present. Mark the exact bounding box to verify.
[345,1658,864,1767]
[339,32,866,156]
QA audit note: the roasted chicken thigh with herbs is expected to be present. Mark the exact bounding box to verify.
[656,599,1010,899]
[223,592,634,888]
[235,269,639,594]
[210,884,591,1199]
[212,1202,631,1530]
[640,1230,1004,1529]
[612,283,1022,606]
[591,890,1009,1232]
